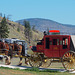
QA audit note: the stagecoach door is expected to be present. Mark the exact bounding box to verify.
[59,36,70,57]
[52,38,60,57]
[44,37,60,57]
[44,37,53,57]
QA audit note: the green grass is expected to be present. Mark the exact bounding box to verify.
[25,67,59,72]
[0,67,58,72]
[0,66,20,70]
[0,67,75,75]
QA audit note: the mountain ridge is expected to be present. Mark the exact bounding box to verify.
[16,18,75,35]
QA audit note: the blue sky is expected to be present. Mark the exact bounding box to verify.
[0,0,75,25]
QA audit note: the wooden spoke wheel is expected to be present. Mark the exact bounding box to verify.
[29,54,42,67]
[41,58,51,68]
[62,51,75,71]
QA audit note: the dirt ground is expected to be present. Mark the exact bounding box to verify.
[0,57,64,69]
[0,69,35,75]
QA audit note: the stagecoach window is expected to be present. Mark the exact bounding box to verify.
[60,41,62,45]
[37,41,42,45]
[45,38,49,49]
[53,39,59,45]
[50,41,52,45]
[63,38,68,49]
[57,39,59,45]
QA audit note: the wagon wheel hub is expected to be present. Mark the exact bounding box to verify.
[69,58,74,63]
[67,57,75,63]
[44,59,47,63]
[69,59,72,63]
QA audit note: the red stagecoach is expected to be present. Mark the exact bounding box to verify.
[29,30,75,71]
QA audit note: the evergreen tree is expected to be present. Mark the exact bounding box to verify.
[17,23,20,32]
[0,16,9,38]
[17,27,20,32]
[24,20,32,43]
[24,20,31,30]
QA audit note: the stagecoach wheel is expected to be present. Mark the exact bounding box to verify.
[62,51,75,72]
[29,53,42,67]
[41,58,51,68]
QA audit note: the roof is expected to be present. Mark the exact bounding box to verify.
[49,30,60,33]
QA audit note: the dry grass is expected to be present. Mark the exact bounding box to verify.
[7,20,43,46]
[8,25,25,40]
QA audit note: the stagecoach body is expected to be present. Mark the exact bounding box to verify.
[32,35,72,57]
[30,30,75,71]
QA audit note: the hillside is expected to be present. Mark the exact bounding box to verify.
[0,17,43,45]
[16,18,75,35]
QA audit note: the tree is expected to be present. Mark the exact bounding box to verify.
[17,27,20,32]
[17,22,20,32]
[0,16,9,38]
[24,20,31,30]
[7,15,12,21]
[24,20,32,43]
[32,25,35,31]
